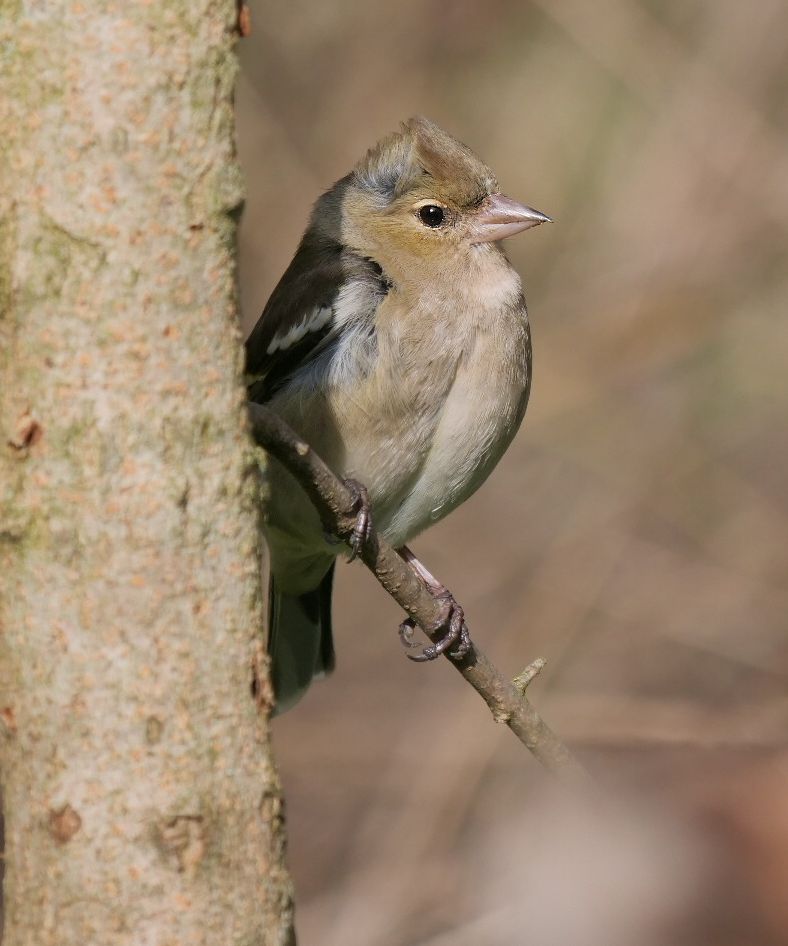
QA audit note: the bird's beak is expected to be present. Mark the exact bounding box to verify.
[470,194,552,243]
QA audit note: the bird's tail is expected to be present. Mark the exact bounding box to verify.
[268,564,335,714]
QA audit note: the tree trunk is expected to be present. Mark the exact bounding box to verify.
[0,2,293,944]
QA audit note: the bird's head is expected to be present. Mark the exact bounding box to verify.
[313,117,550,285]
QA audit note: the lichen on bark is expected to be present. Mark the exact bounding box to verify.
[0,2,292,944]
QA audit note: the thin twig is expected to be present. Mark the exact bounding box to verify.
[248,403,588,780]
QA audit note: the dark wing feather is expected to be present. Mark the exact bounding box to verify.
[245,227,388,403]
[246,233,344,403]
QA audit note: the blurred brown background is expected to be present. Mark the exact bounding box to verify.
[236,3,788,944]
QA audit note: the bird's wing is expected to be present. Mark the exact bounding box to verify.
[245,235,386,403]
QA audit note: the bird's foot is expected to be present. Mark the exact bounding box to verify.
[343,478,372,562]
[396,546,472,662]
[398,593,472,662]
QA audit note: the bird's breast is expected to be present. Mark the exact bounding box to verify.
[336,281,531,546]
[266,261,531,566]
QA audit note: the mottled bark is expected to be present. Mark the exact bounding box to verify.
[0,3,292,944]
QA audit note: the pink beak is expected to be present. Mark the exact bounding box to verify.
[471,193,551,243]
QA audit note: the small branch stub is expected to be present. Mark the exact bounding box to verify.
[237,2,252,37]
[513,657,547,694]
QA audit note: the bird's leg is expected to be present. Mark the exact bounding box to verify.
[396,545,472,662]
[343,477,372,562]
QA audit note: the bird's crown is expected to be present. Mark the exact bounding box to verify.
[354,116,497,209]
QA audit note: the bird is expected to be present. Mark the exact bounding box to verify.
[246,116,550,712]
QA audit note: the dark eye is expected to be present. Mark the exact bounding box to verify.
[418,205,445,228]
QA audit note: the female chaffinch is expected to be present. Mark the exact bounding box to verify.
[246,117,550,711]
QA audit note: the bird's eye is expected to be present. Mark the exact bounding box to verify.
[418,205,445,228]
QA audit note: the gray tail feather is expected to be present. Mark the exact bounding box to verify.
[268,564,335,714]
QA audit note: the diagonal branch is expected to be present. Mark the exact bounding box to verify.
[248,403,588,780]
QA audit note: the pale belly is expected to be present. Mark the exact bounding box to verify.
[265,305,530,592]
[354,323,530,548]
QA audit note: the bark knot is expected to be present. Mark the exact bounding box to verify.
[156,814,206,877]
[7,412,43,453]
[0,705,17,735]
[49,804,82,844]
